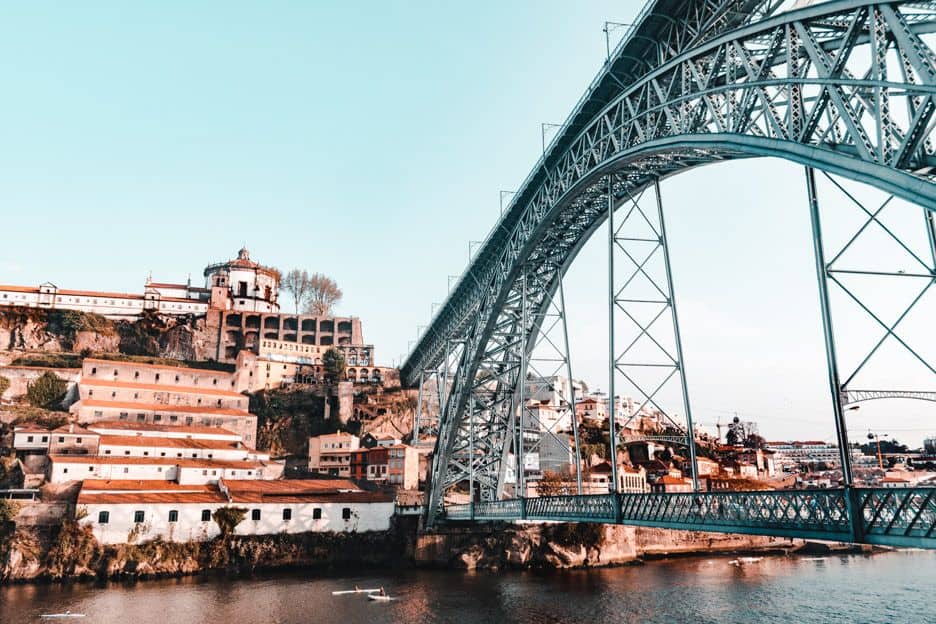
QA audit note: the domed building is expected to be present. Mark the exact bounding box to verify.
[203,247,281,313]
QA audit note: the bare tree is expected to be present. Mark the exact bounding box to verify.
[304,273,343,316]
[281,269,312,314]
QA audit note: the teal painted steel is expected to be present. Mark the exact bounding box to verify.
[444,487,936,549]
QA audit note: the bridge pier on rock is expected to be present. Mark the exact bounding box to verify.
[413,522,805,571]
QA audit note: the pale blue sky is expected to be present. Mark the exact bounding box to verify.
[0,2,932,445]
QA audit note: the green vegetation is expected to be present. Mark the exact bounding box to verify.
[323,348,346,383]
[47,310,116,338]
[250,389,329,455]
[10,406,69,430]
[44,519,101,578]
[10,353,83,369]
[213,507,248,537]
[25,371,68,410]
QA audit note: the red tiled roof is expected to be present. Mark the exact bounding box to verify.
[86,420,241,436]
[80,480,216,492]
[656,475,689,485]
[97,435,246,451]
[78,491,228,504]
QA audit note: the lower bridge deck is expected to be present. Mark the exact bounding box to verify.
[444,487,936,550]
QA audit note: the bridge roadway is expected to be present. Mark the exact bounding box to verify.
[444,487,936,550]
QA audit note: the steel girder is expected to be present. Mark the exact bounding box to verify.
[412,0,936,523]
[445,487,936,549]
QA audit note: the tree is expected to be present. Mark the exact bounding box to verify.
[26,372,67,410]
[281,269,313,314]
[212,506,247,537]
[322,348,346,383]
[303,273,343,316]
[536,470,573,496]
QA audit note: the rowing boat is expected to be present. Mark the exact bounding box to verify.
[332,588,380,595]
[367,594,396,602]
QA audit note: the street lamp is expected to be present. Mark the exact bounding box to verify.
[867,431,890,470]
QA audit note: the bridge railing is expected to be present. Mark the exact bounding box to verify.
[443,487,936,549]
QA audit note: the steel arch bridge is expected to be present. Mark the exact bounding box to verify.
[403,0,936,547]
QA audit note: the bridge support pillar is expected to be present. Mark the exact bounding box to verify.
[845,487,866,544]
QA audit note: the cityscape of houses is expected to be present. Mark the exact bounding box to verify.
[1,247,935,551]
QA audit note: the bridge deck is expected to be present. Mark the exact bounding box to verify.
[445,488,936,550]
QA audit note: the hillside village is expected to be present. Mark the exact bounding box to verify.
[1,247,934,580]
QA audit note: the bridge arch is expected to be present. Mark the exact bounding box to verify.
[410,0,936,520]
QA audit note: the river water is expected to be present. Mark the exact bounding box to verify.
[2,550,934,624]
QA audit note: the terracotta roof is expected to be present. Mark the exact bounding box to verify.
[51,424,98,436]
[80,480,216,492]
[0,284,39,293]
[78,491,228,504]
[81,378,243,398]
[221,479,392,504]
[14,424,50,433]
[97,435,247,452]
[85,420,241,437]
[49,455,264,469]
[83,358,234,378]
[656,475,689,485]
[79,399,250,417]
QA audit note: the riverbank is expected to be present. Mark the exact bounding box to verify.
[2,515,873,584]
[412,522,871,571]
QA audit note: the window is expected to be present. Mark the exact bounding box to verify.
[342,508,352,520]
[41,436,48,442]
[251,509,261,521]
[91,367,97,375]
[168,510,179,523]
[88,390,93,397]
[313,508,322,520]
[133,510,144,523]
[63,468,68,474]
[26,435,33,443]
[154,414,162,422]
[201,509,211,522]
[76,437,82,444]
[202,470,208,476]
[155,374,161,382]
[88,466,94,472]
[58,437,65,443]
[123,467,129,474]
[98,511,109,524]
[282,508,292,521]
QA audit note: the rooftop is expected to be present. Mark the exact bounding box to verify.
[49,455,264,470]
[84,358,233,378]
[97,435,251,452]
[86,420,240,437]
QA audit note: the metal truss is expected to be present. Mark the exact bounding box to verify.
[516,274,584,495]
[807,167,936,483]
[407,0,936,525]
[412,368,445,446]
[620,434,691,445]
[842,388,936,403]
[445,487,936,550]
[611,178,699,489]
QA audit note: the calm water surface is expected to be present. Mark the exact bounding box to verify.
[2,550,934,624]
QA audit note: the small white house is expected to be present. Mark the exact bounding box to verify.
[78,478,396,544]
[12,425,51,454]
[48,455,270,484]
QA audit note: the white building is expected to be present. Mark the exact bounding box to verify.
[12,424,51,455]
[79,478,395,544]
[48,455,272,484]
[767,441,841,469]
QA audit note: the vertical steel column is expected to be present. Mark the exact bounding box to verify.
[469,394,475,517]
[925,209,936,269]
[654,178,699,491]
[413,370,425,445]
[559,277,583,494]
[518,272,528,497]
[607,175,620,494]
[805,167,853,486]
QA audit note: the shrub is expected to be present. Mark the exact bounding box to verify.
[25,371,68,410]
[213,507,247,537]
